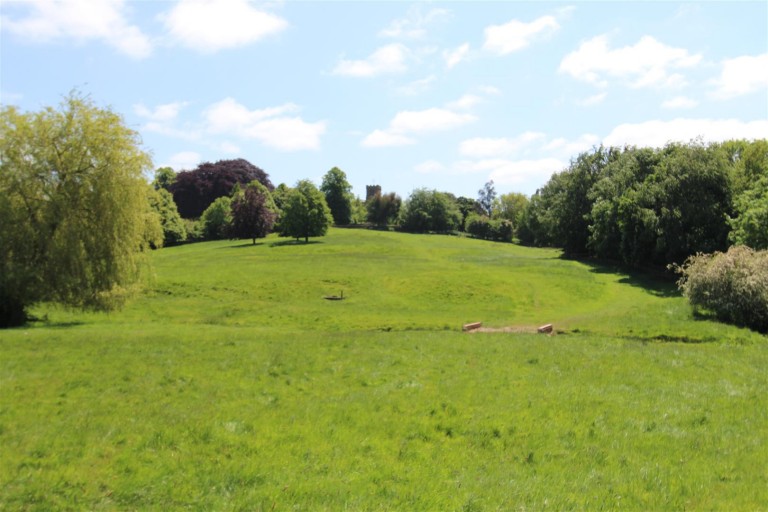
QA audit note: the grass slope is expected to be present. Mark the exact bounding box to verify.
[1,229,766,510]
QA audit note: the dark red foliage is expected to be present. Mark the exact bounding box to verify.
[169,158,273,219]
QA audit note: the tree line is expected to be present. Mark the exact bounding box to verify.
[1,94,765,329]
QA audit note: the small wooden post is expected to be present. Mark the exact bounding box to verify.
[537,324,553,334]
[463,322,482,332]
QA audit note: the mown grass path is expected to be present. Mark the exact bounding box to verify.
[1,229,766,510]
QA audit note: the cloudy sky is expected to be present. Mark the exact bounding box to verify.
[2,0,766,198]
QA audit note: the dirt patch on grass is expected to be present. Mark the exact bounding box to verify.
[467,325,543,334]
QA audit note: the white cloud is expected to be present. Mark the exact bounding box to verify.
[577,92,607,106]
[361,130,416,148]
[379,6,451,39]
[447,94,484,110]
[443,43,470,69]
[662,96,698,109]
[483,15,559,55]
[218,141,241,154]
[134,101,188,122]
[167,151,202,170]
[389,108,476,133]
[2,0,151,58]
[161,0,287,53]
[711,53,768,99]
[451,158,565,188]
[603,118,768,148]
[478,85,502,96]
[543,134,601,156]
[396,75,436,96]
[459,132,546,157]
[414,160,446,174]
[559,35,701,89]
[204,98,325,151]
[332,43,410,77]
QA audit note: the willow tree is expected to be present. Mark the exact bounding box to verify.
[0,93,161,327]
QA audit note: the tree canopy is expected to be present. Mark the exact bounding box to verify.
[229,181,278,244]
[279,180,333,242]
[320,167,353,225]
[169,158,273,219]
[399,188,461,234]
[0,93,161,327]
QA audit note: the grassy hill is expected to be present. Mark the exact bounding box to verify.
[1,229,766,510]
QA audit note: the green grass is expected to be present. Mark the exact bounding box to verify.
[1,229,766,510]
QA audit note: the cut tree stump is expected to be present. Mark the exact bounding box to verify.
[537,324,553,334]
[463,322,482,332]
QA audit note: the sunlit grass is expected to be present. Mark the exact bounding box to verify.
[1,229,766,510]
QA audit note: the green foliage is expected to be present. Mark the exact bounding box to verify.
[366,191,402,227]
[349,196,368,224]
[279,180,333,242]
[477,180,497,217]
[455,196,481,231]
[674,245,768,332]
[200,196,232,240]
[493,191,529,229]
[0,92,160,326]
[729,174,768,250]
[148,188,187,246]
[229,181,277,244]
[320,167,353,225]
[399,188,461,233]
[152,166,176,191]
[524,141,740,266]
[466,214,514,243]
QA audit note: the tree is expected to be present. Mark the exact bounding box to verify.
[152,166,176,191]
[279,180,333,242]
[0,92,161,327]
[366,191,402,227]
[148,188,187,246]
[200,196,232,240]
[455,196,481,231]
[320,167,353,225]
[477,180,497,217]
[398,188,461,233]
[169,158,273,219]
[729,175,768,250]
[229,181,278,244]
[494,192,529,233]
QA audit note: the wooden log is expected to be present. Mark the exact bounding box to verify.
[537,324,553,334]
[463,322,482,332]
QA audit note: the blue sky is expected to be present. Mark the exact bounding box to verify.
[2,1,767,199]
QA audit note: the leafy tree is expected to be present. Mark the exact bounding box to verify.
[494,192,529,232]
[152,166,176,191]
[729,175,768,250]
[398,188,461,233]
[477,180,497,217]
[366,191,402,227]
[200,196,232,240]
[455,196,481,231]
[148,188,187,246]
[350,196,368,224]
[320,167,353,225]
[170,158,273,219]
[229,181,278,244]
[279,180,333,242]
[0,92,161,327]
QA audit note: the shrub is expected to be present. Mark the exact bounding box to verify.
[465,214,491,240]
[673,246,768,333]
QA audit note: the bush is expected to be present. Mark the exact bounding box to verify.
[465,215,513,243]
[673,245,768,333]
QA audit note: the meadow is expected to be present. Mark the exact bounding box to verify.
[1,229,766,510]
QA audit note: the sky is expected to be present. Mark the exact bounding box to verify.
[1,0,767,200]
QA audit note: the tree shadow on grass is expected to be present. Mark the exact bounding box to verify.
[219,241,266,249]
[576,258,680,298]
[269,240,322,248]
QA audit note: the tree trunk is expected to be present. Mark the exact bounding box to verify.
[0,296,27,328]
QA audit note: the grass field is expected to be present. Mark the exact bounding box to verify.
[1,229,766,510]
